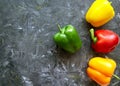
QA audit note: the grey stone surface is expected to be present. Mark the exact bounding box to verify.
[0,0,120,86]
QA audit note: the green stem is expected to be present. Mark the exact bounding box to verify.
[113,74,120,80]
[110,1,112,4]
[89,28,97,43]
[57,24,62,33]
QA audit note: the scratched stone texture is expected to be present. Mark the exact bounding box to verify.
[0,0,120,86]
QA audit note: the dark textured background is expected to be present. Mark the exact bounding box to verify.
[0,0,120,86]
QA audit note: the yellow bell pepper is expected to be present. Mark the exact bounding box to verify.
[87,57,116,86]
[85,0,115,27]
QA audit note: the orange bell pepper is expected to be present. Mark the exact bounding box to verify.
[87,57,116,86]
[85,0,115,27]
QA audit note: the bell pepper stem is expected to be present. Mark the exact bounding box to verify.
[113,74,120,80]
[90,28,97,43]
[110,1,112,4]
[57,24,62,33]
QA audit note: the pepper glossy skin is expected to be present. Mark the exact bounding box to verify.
[90,29,119,53]
[53,25,82,53]
[85,0,115,27]
[87,57,116,86]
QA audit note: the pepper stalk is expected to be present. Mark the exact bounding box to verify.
[113,74,120,80]
[57,24,62,33]
[90,28,97,43]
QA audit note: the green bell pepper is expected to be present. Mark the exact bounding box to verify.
[53,24,82,53]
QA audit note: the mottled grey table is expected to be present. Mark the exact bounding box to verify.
[0,0,120,86]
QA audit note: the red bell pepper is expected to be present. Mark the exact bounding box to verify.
[90,29,120,53]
